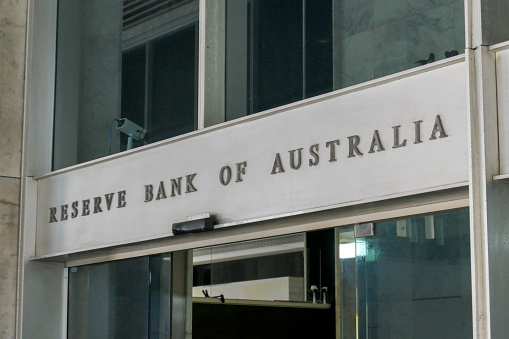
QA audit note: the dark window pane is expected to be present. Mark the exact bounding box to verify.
[251,0,303,113]
[224,0,464,121]
[150,25,197,143]
[305,0,333,98]
[53,1,198,169]
[121,46,146,148]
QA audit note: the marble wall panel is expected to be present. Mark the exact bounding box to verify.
[0,0,28,178]
[374,0,407,26]
[373,19,408,78]
[341,0,374,38]
[340,30,374,88]
[0,176,20,339]
[406,0,455,13]
[454,0,466,52]
[406,4,456,66]
[337,0,464,89]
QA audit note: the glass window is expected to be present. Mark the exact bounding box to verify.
[67,211,472,338]
[192,232,337,338]
[122,24,198,148]
[193,234,307,302]
[53,0,198,170]
[339,209,472,338]
[225,0,465,120]
[52,0,465,169]
[68,254,173,339]
[225,0,333,120]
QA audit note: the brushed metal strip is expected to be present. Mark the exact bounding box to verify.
[31,187,467,267]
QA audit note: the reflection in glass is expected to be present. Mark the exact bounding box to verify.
[225,0,465,120]
[225,0,333,120]
[192,232,337,338]
[339,209,472,338]
[68,254,172,339]
[53,0,198,170]
[193,234,306,302]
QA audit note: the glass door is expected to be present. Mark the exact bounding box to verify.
[339,209,472,338]
[68,253,175,339]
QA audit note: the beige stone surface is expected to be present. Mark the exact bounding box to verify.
[0,0,27,337]
[0,176,20,339]
[0,0,28,178]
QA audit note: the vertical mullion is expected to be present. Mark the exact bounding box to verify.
[194,22,199,130]
[198,0,226,129]
[197,0,207,129]
[225,0,249,120]
[250,0,258,114]
[302,0,306,99]
[332,0,342,90]
[145,42,153,145]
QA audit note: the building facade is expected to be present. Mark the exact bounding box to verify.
[2,0,509,338]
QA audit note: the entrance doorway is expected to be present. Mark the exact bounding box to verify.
[192,230,336,338]
[66,209,472,338]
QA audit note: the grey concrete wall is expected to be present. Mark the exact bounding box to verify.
[0,0,28,338]
[53,0,122,169]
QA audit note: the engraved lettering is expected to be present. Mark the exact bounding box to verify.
[71,201,79,218]
[347,136,363,157]
[117,190,127,208]
[368,130,385,153]
[170,178,182,197]
[414,120,423,144]
[271,153,285,174]
[105,193,114,210]
[430,115,448,140]
[309,144,319,166]
[82,199,90,216]
[93,197,102,214]
[235,162,247,182]
[325,140,340,162]
[156,181,167,200]
[49,207,58,223]
[60,204,68,221]
[289,148,303,170]
[144,185,153,202]
[185,173,198,193]
[220,166,232,186]
[392,125,407,148]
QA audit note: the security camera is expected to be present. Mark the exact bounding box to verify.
[116,118,147,150]
[116,118,146,141]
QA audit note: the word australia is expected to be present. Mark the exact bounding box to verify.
[271,115,448,174]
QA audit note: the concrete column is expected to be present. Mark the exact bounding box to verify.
[172,250,193,339]
[0,0,27,338]
[54,0,123,169]
[225,0,248,121]
[467,0,509,338]
[198,0,226,128]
